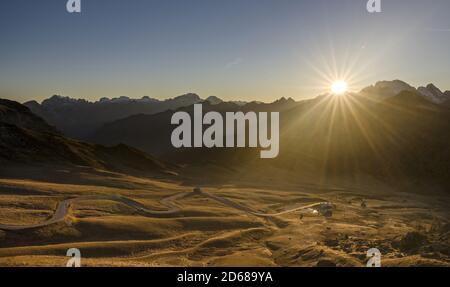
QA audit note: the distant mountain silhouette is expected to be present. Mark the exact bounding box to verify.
[360,80,416,99]
[205,96,224,105]
[27,80,449,142]
[417,84,450,104]
[89,98,300,156]
[0,99,175,176]
[90,84,450,187]
[24,93,203,139]
[6,80,450,187]
[360,80,450,104]
[203,96,249,106]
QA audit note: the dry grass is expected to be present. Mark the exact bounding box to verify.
[0,167,449,267]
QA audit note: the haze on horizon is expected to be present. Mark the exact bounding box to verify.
[1,0,450,103]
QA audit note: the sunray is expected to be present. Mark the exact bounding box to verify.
[346,95,409,149]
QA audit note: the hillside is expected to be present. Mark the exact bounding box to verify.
[90,89,450,187]
[90,98,298,156]
[0,99,175,176]
[275,91,450,186]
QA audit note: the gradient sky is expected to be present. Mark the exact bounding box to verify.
[1,0,450,103]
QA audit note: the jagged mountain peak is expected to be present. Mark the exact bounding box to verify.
[417,83,449,104]
[360,80,450,105]
[205,96,223,105]
[360,80,416,99]
[275,97,296,104]
[173,93,201,101]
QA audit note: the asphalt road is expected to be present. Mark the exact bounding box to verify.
[0,190,330,231]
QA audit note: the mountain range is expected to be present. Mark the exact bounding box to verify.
[24,80,450,141]
[1,79,448,188]
[0,99,174,176]
[361,80,450,105]
[88,80,450,187]
[24,93,213,139]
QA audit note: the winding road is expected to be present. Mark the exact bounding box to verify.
[0,189,331,231]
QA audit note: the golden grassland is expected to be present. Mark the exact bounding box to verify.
[0,167,449,267]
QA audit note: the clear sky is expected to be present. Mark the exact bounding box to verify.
[1,0,450,103]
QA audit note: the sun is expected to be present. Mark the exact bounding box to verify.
[331,81,348,95]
